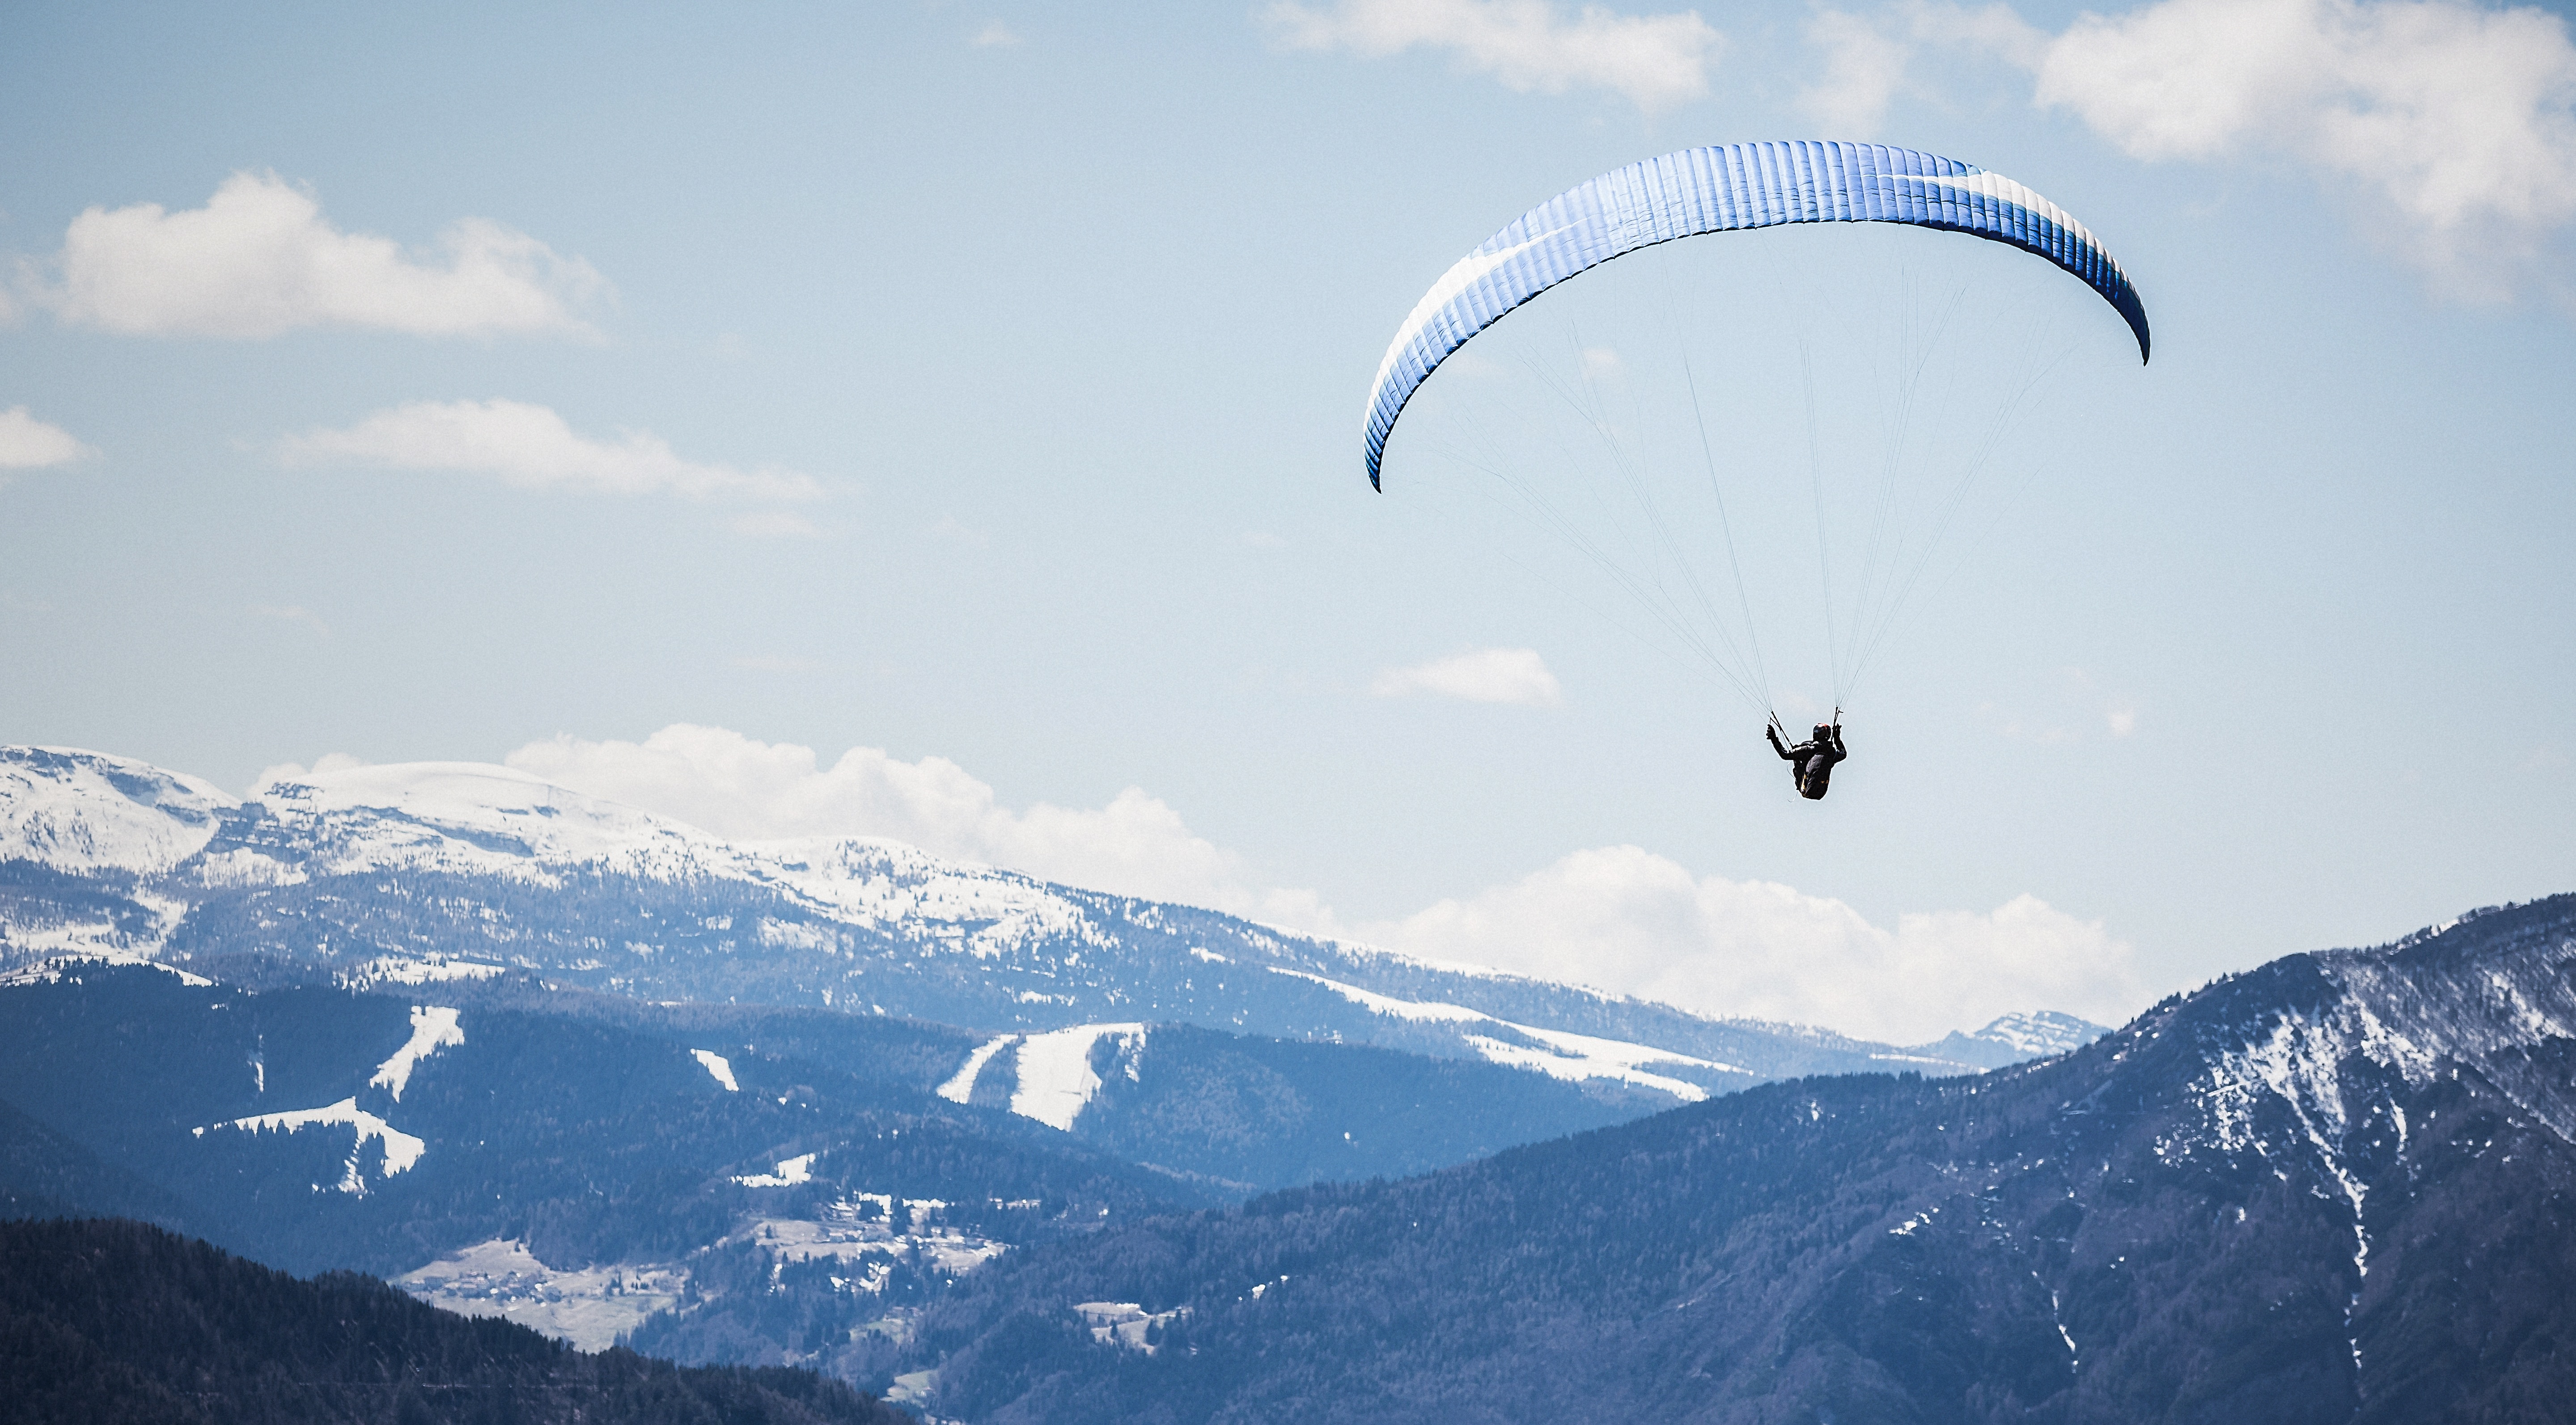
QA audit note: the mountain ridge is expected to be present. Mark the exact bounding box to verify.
[0,743,2105,1103]
[878,894,2576,1423]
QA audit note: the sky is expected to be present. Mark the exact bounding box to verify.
[2,0,2571,1043]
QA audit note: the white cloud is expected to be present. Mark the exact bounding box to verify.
[249,751,366,795]
[972,20,1022,46]
[1371,646,1564,705]
[0,406,92,469]
[2036,0,2576,291]
[1361,845,2146,1042]
[27,172,606,339]
[1263,0,1724,110]
[1799,9,1915,135]
[501,724,1331,925]
[279,399,822,503]
[2107,707,2137,737]
[1815,0,2576,296]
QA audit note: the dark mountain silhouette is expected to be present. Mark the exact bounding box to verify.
[887,897,2576,1424]
[0,1096,199,1231]
[0,1216,902,1425]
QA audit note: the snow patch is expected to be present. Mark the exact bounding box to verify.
[194,848,305,888]
[196,1097,426,1192]
[756,917,835,951]
[1463,1034,1712,1102]
[735,1152,816,1188]
[1009,1024,1144,1131]
[368,1006,464,1102]
[692,1049,739,1092]
[1278,965,1731,1102]
[1075,1300,1186,1353]
[1267,966,1488,1023]
[350,955,506,987]
[937,1034,1017,1104]
[0,952,212,988]
[1517,1022,1747,1079]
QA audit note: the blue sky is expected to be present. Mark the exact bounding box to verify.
[2,0,2570,1040]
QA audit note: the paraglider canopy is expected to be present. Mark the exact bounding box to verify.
[1364,140,2148,490]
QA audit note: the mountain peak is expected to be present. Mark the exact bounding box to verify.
[0,745,238,876]
[255,758,730,878]
[1971,1008,2108,1057]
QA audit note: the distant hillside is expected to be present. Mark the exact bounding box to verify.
[0,745,2099,1101]
[347,969,1670,1192]
[0,961,1658,1380]
[888,896,2576,1424]
[0,1216,900,1425]
[0,964,1210,1281]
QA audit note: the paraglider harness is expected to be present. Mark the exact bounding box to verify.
[1767,712,1846,801]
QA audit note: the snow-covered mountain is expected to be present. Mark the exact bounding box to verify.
[0,745,2101,1102]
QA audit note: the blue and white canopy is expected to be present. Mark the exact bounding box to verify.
[1363,140,2149,489]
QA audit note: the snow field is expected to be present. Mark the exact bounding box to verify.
[1008,1023,1145,1131]
[733,1152,816,1188]
[1279,965,1737,1103]
[195,1097,426,1192]
[0,747,236,876]
[692,1049,739,1091]
[937,1033,1017,1104]
[368,1005,464,1101]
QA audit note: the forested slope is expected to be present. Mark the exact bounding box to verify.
[0,966,1211,1277]
[0,1216,904,1425]
[894,898,2576,1424]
